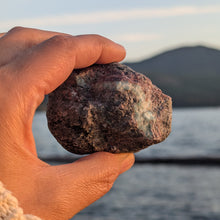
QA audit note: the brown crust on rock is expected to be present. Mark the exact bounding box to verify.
[46,63,172,154]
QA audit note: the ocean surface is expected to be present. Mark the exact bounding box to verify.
[33,107,220,220]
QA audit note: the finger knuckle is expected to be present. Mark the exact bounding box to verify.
[90,34,105,45]
[91,34,103,39]
[8,26,26,34]
[98,167,119,194]
[49,34,73,48]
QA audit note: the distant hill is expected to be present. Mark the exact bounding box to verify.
[125,45,220,107]
[38,45,220,110]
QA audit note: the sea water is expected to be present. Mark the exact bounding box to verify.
[33,107,220,219]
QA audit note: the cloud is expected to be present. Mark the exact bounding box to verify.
[1,5,220,30]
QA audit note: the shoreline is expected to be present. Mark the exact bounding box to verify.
[40,156,220,166]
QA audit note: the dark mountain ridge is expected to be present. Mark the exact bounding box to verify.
[125,45,220,107]
[38,45,220,110]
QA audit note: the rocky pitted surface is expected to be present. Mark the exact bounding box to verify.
[47,63,172,154]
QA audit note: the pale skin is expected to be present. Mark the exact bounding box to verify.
[0,27,135,220]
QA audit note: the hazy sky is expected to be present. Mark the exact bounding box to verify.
[1,0,220,61]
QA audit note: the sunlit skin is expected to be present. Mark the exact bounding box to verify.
[0,27,135,220]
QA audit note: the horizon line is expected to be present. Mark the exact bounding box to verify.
[124,43,220,63]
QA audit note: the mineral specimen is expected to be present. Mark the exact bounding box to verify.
[46,63,172,154]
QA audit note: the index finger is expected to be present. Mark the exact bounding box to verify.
[10,34,126,104]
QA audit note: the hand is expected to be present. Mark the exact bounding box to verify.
[0,27,134,220]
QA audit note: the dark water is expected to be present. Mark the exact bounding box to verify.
[34,107,220,159]
[33,107,220,219]
[74,166,220,220]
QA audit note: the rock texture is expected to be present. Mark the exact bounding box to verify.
[47,63,172,154]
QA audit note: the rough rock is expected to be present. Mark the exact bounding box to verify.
[46,63,172,154]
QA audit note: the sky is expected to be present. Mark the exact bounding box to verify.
[1,0,220,61]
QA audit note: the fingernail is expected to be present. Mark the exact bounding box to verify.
[119,153,135,175]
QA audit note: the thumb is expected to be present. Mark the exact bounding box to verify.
[47,152,134,219]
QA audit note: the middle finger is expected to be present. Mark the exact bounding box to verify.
[0,26,68,66]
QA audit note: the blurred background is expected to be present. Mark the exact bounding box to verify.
[1,0,220,219]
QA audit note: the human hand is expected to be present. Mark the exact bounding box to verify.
[0,27,134,220]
